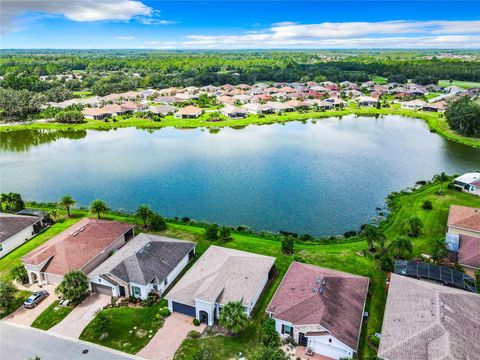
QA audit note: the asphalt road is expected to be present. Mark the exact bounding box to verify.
[0,322,137,360]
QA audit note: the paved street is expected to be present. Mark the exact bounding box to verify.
[0,322,136,360]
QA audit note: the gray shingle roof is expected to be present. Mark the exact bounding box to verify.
[0,213,42,243]
[166,246,275,307]
[89,233,195,285]
[378,274,480,360]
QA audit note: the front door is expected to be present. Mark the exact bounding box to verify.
[119,286,126,297]
[299,332,308,347]
[199,310,208,324]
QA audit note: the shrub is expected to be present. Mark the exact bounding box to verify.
[93,311,109,336]
[260,317,280,348]
[0,280,18,312]
[422,200,433,210]
[187,330,201,338]
[55,110,85,124]
[219,226,232,243]
[159,307,171,317]
[343,230,357,238]
[379,255,395,272]
[205,224,219,241]
[281,235,295,255]
[193,318,200,326]
[149,213,167,231]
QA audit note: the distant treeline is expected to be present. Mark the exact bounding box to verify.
[1,51,479,89]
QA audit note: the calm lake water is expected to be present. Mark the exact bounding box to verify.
[1,115,479,236]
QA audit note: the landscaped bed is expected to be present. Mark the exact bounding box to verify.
[80,299,169,354]
[31,300,75,330]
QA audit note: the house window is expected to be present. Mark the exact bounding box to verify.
[132,286,141,298]
[0,244,2,252]
[282,324,293,336]
[164,278,168,286]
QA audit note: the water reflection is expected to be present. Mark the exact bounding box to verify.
[0,129,87,152]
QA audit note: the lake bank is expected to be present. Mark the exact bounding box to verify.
[1,107,479,149]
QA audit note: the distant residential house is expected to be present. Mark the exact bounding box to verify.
[285,100,309,110]
[345,89,363,98]
[445,85,465,94]
[102,104,129,116]
[22,218,134,285]
[236,84,252,90]
[326,98,348,107]
[220,106,248,119]
[120,101,147,113]
[156,96,182,105]
[150,105,177,116]
[400,99,427,110]
[174,105,203,119]
[267,262,369,360]
[422,101,447,112]
[166,246,275,325]
[242,103,274,115]
[307,99,333,109]
[0,213,44,258]
[217,95,236,105]
[200,85,218,94]
[141,89,158,98]
[232,94,253,104]
[355,96,378,107]
[119,91,142,100]
[82,107,107,120]
[101,93,122,103]
[89,234,195,299]
[378,274,480,360]
[266,101,294,113]
[445,205,480,277]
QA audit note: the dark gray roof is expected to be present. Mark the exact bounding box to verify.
[89,233,195,285]
[0,213,42,243]
[17,209,49,218]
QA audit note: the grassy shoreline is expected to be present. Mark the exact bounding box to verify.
[1,107,479,148]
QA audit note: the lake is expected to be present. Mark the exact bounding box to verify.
[1,115,479,236]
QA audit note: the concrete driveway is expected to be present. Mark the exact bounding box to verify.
[49,293,110,338]
[137,313,206,360]
[4,285,57,326]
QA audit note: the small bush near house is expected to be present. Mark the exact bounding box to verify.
[158,307,170,317]
[260,316,280,348]
[343,230,357,238]
[187,330,201,339]
[193,318,200,326]
[141,292,161,307]
[10,265,28,284]
[250,346,289,360]
[281,235,295,255]
[93,311,110,336]
[219,226,232,243]
[422,200,433,210]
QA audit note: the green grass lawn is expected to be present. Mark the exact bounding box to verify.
[438,80,480,89]
[382,183,480,255]
[31,300,75,330]
[0,290,32,319]
[372,76,388,84]
[73,90,93,97]
[0,218,80,280]
[425,92,443,100]
[80,300,167,354]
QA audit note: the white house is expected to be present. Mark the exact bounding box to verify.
[166,246,275,325]
[266,262,369,360]
[89,234,195,299]
[0,213,43,258]
[355,96,378,107]
[400,99,427,110]
[454,172,480,196]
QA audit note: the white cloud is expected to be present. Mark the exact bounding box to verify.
[116,36,135,40]
[146,20,480,49]
[0,0,175,35]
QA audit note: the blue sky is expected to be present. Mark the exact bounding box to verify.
[1,1,479,49]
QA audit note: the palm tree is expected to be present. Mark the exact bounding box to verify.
[361,224,385,251]
[89,199,109,219]
[135,204,153,227]
[406,215,423,237]
[433,172,450,194]
[219,301,249,335]
[388,236,413,259]
[58,195,76,217]
[431,237,447,262]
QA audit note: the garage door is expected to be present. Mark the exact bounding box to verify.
[91,283,113,296]
[172,302,196,317]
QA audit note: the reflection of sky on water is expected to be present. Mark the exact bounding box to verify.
[1,115,479,236]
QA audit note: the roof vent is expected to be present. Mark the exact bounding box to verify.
[322,279,327,286]
[316,277,321,284]
[72,232,78,236]
[79,227,85,232]
[312,288,317,293]
[319,287,324,295]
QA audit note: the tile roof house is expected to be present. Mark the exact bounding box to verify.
[445,205,480,277]
[89,234,195,299]
[378,274,480,360]
[0,213,44,258]
[22,218,134,285]
[166,246,275,325]
[174,105,203,119]
[267,262,369,360]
